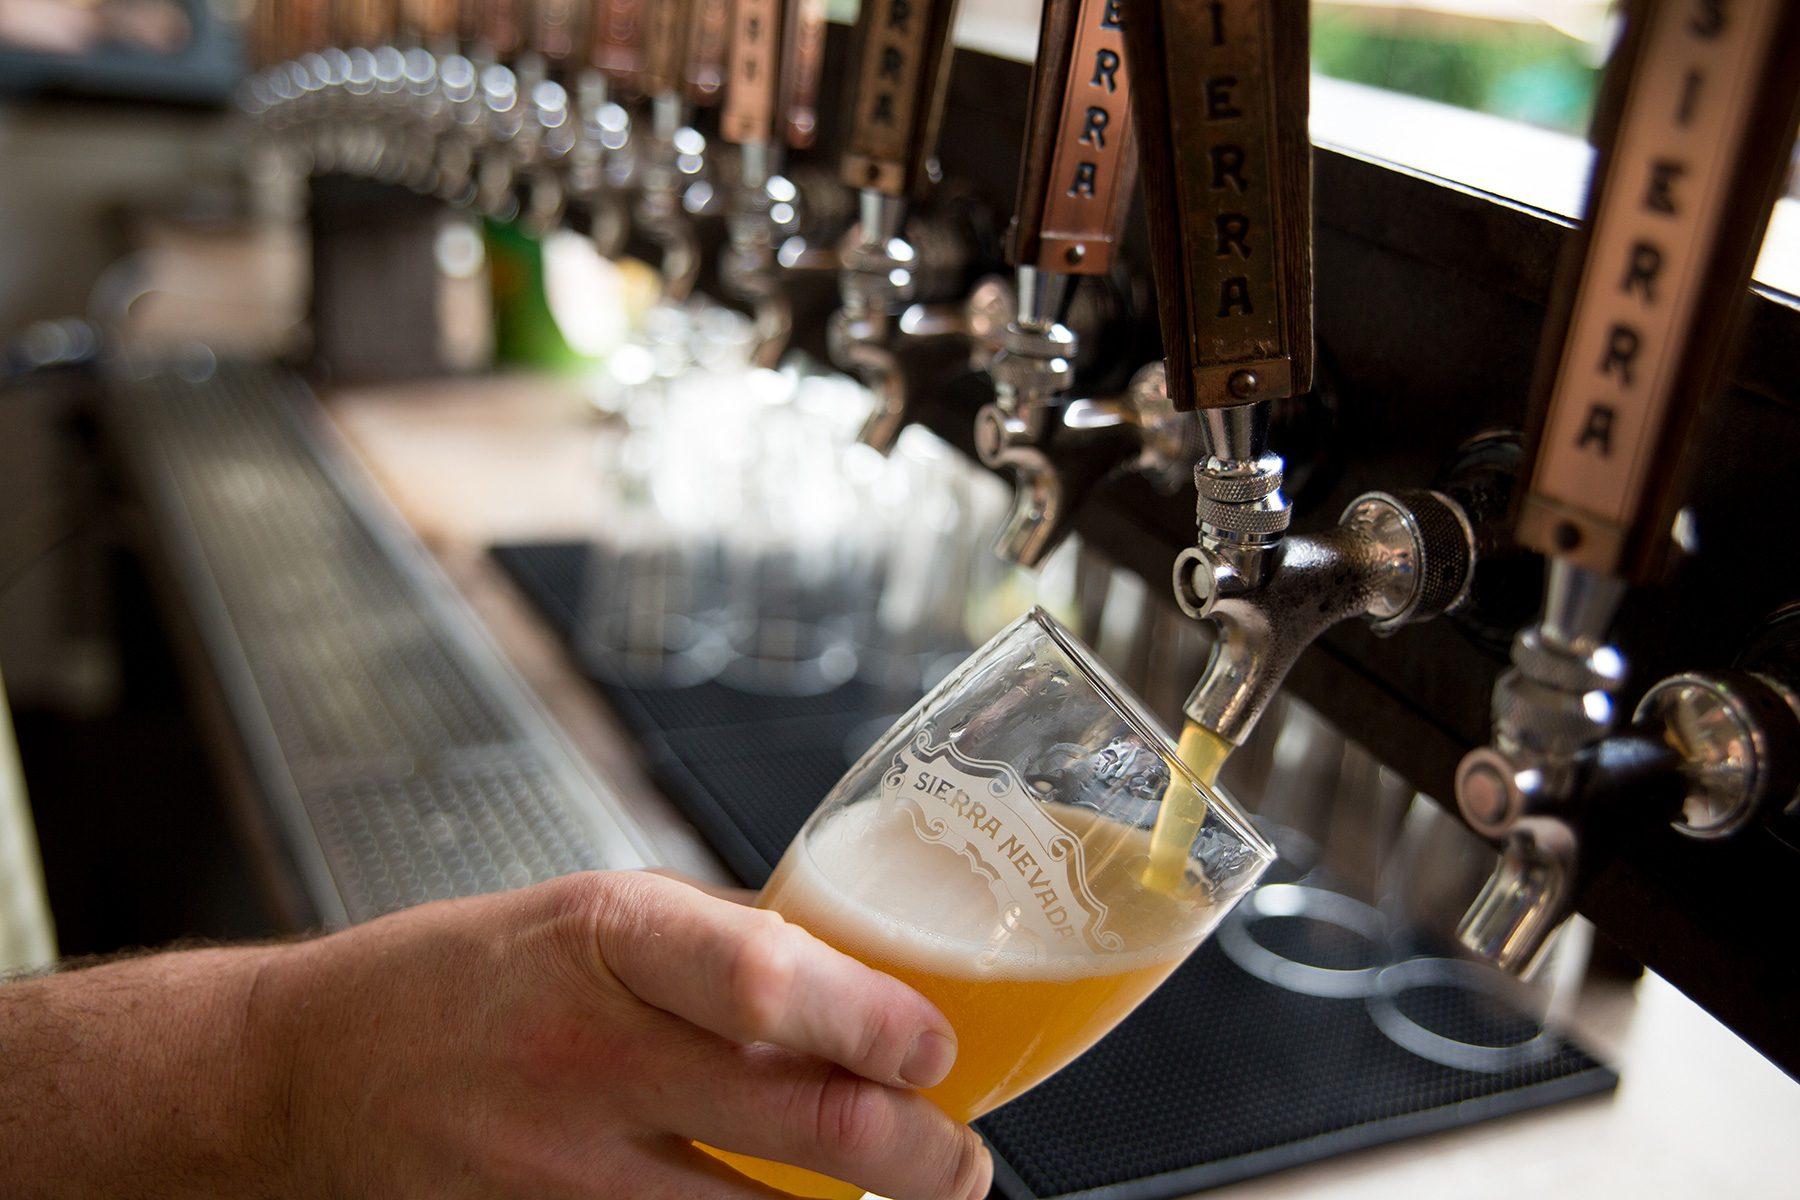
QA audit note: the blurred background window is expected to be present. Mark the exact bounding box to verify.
[1303,0,1797,293]
[1312,0,1611,135]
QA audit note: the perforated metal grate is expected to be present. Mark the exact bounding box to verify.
[109,366,650,926]
[495,539,1617,1199]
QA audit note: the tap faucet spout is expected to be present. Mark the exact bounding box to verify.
[835,190,919,452]
[1178,488,1476,745]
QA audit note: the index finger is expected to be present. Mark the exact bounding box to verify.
[593,872,959,1091]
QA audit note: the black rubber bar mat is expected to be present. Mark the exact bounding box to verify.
[493,541,1618,1199]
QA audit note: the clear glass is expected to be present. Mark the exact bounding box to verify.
[708,608,1277,1199]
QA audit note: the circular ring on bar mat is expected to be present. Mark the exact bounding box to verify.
[1365,956,1555,1075]
[1215,883,1389,999]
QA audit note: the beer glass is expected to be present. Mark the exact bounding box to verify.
[709,608,1277,1198]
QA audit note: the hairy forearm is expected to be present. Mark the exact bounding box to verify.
[0,946,288,1199]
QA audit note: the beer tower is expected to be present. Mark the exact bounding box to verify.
[1122,0,1479,774]
[973,0,1193,567]
[717,0,827,366]
[830,0,964,452]
[1452,0,1800,973]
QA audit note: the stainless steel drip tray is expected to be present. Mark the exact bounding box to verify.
[103,360,655,928]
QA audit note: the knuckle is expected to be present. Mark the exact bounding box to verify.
[809,1071,895,1162]
[942,1129,988,1200]
[541,871,623,944]
[852,997,910,1080]
[535,870,654,996]
[727,909,800,1042]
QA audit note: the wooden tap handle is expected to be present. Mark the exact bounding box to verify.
[1518,0,1800,580]
[1122,0,1312,411]
[839,0,963,196]
[1009,0,1137,276]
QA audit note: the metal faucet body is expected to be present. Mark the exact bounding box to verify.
[634,92,706,303]
[1455,563,1800,973]
[564,72,634,258]
[974,267,1191,566]
[1174,407,1476,747]
[1453,561,1629,972]
[832,190,919,452]
[721,142,802,368]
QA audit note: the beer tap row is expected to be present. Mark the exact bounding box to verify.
[242,0,1800,985]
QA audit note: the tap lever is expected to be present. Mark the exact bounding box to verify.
[400,0,455,47]
[289,0,333,57]
[590,0,647,88]
[478,0,525,59]
[639,0,696,95]
[1011,0,1137,277]
[335,0,396,49]
[683,0,732,105]
[530,0,584,69]
[1518,0,1800,581]
[1122,0,1312,411]
[723,0,824,148]
[841,0,963,196]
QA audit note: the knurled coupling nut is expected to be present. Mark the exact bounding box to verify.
[1491,665,1612,757]
[990,351,1073,396]
[1510,628,1626,694]
[999,321,1073,361]
[1195,456,1286,504]
[1196,494,1292,538]
[1195,456,1290,537]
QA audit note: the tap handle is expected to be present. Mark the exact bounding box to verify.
[840,0,964,196]
[476,0,527,57]
[531,0,584,65]
[334,0,396,47]
[401,0,457,45]
[1518,0,1800,582]
[250,0,285,67]
[290,0,332,54]
[723,0,826,149]
[683,0,732,105]
[1121,0,1312,412]
[589,0,645,85]
[1009,0,1136,277]
[641,0,697,94]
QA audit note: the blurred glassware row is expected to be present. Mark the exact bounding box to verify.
[572,309,1084,709]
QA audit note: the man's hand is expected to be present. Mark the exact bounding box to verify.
[0,871,993,1200]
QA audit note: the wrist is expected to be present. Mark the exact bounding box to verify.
[0,944,297,1198]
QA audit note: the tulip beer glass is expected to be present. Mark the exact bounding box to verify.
[709,609,1276,1198]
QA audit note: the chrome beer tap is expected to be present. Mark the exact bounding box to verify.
[632,0,712,303]
[566,0,647,258]
[1451,0,1800,973]
[829,0,964,452]
[504,0,586,234]
[716,0,827,367]
[388,0,460,192]
[469,0,534,219]
[323,0,400,176]
[1121,0,1478,752]
[973,0,1190,567]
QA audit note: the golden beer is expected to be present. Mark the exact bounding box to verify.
[709,798,1222,1199]
[1141,722,1235,893]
